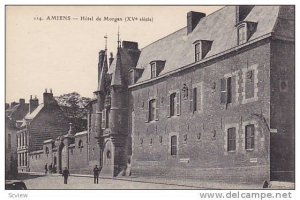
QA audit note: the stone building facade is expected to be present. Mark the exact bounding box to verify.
[5,99,29,178]
[127,5,294,183]
[16,90,70,172]
[16,6,294,184]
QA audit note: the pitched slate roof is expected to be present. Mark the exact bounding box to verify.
[134,6,293,83]
[24,104,44,120]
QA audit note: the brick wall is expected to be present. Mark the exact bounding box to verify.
[29,105,69,151]
[130,41,271,183]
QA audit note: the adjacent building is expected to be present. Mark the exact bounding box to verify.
[5,99,29,179]
[16,90,70,172]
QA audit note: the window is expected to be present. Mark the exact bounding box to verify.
[220,77,232,104]
[170,93,176,116]
[149,99,156,121]
[195,43,201,62]
[238,24,247,44]
[170,135,177,156]
[227,127,236,151]
[245,124,255,150]
[192,87,197,112]
[149,138,153,146]
[105,109,110,128]
[151,62,157,78]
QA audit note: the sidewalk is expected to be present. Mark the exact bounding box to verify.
[20,172,294,189]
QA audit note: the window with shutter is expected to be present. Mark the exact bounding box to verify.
[149,99,156,121]
[170,135,177,155]
[245,124,255,150]
[227,127,236,151]
[227,77,232,103]
[193,87,197,112]
[145,100,149,122]
[176,91,181,116]
[155,97,159,120]
[220,78,227,104]
[170,93,176,117]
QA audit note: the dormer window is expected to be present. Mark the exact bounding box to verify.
[150,60,165,79]
[194,40,213,62]
[237,21,257,45]
[151,62,157,78]
[238,24,247,44]
[195,43,201,62]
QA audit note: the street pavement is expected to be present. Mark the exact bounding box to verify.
[20,173,294,189]
[22,174,199,189]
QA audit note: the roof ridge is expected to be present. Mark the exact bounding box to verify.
[140,27,186,50]
[140,6,226,50]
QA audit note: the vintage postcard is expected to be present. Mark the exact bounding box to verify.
[5,5,295,193]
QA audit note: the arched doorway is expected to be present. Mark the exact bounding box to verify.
[101,139,115,176]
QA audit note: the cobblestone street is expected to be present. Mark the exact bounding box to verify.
[21,174,198,189]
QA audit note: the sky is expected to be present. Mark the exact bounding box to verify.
[6,6,223,103]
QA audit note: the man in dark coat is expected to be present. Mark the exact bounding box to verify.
[62,167,70,184]
[93,165,100,184]
[49,163,53,174]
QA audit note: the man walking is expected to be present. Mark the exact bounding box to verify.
[93,165,100,184]
[62,167,70,184]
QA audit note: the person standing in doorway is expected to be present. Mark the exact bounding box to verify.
[93,165,100,184]
[44,163,48,174]
[62,167,70,184]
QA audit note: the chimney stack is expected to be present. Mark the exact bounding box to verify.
[10,101,18,108]
[29,95,39,113]
[19,98,25,105]
[187,11,206,34]
[236,6,254,24]
[43,88,56,105]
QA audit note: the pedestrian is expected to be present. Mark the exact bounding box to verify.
[62,167,70,184]
[44,163,48,174]
[49,163,53,174]
[93,165,100,184]
[53,164,57,173]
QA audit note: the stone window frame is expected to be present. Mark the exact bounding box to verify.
[167,89,181,118]
[224,123,239,155]
[168,132,179,157]
[145,95,159,123]
[222,71,239,106]
[241,120,259,153]
[191,82,204,114]
[241,64,259,104]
